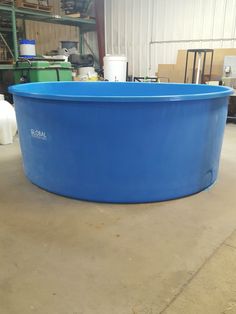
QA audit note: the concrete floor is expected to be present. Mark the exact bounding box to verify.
[0,124,236,314]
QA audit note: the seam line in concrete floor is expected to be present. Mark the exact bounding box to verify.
[159,227,236,314]
[223,243,236,250]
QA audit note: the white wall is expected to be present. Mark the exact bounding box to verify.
[105,0,236,77]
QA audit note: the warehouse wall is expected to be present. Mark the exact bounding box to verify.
[105,0,236,77]
[25,0,79,54]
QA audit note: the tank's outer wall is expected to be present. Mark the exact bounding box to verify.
[14,95,228,203]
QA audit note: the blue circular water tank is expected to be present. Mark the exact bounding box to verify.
[9,82,233,203]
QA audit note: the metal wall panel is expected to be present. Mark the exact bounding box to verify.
[105,0,236,77]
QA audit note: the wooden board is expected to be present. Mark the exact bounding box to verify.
[65,12,82,18]
[0,0,13,4]
[65,12,95,19]
[15,0,52,12]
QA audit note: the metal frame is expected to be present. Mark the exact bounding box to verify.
[184,49,214,84]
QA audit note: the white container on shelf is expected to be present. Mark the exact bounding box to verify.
[103,55,127,82]
[19,39,36,58]
[0,94,17,145]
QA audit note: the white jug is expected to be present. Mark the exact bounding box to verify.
[0,94,17,145]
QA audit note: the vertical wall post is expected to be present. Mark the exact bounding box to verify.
[95,0,105,67]
[80,32,84,54]
[11,5,18,60]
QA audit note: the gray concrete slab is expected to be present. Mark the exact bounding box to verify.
[165,231,236,314]
[0,124,236,314]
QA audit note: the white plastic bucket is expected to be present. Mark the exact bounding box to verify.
[78,67,98,81]
[78,67,96,76]
[103,55,127,82]
[19,39,36,58]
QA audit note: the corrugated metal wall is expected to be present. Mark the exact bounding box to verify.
[25,0,79,54]
[105,0,236,77]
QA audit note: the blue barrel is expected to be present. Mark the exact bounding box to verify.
[9,82,232,203]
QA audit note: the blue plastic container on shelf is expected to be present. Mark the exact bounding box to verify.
[9,82,233,203]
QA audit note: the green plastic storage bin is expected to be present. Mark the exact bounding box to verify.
[14,60,72,84]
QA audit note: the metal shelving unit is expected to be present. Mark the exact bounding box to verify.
[0,2,96,68]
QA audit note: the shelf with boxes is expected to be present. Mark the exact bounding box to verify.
[0,1,96,66]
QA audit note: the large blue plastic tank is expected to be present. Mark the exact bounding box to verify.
[9,82,232,203]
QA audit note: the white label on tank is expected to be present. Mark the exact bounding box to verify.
[31,129,47,141]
